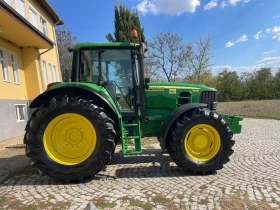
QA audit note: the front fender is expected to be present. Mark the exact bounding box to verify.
[160,103,207,149]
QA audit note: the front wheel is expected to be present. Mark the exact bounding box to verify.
[24,95,116,182]
[166,108,234,174]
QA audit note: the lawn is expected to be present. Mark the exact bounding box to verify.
[217,100,280,120]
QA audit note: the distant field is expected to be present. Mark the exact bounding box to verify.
[217,100,280,120]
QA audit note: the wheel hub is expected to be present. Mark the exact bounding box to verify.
[43,113,96,165]
[66,128,83,144]
[185,124,221,162]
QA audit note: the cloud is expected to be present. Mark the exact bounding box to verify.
[273,15,279,19]
[136,0,200,15]
[225,41,235,48]
[204,0,217,10]
[257,56,280,63]
[212,65,233,74]
[262,50,277,55]
[229,0,250,6]
[272,26,280,41]
[214,59,280,75]
[236,34,248,42]
[212,56,280,75]
[253,30,262,40]
[220,1,227,8]
[266,28,271,33]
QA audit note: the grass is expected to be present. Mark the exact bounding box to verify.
[92,197,116,209]
[217,100,280,120]
[121,196,154,210]
[220,195,275,210]
[0,196,71,210]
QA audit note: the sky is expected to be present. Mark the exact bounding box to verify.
[48,0,280,75]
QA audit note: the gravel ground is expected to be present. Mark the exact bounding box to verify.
[0,118,280,210]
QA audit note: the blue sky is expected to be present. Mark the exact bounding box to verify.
[49,0,280,75]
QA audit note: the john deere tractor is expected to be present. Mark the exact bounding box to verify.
[24,32,242,182]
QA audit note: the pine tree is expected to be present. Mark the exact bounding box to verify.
[106,4,145,43]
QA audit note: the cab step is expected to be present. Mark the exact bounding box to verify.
[121,119,142,155]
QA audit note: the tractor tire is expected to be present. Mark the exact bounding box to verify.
[24,95,116,182]
[166,108,234,174]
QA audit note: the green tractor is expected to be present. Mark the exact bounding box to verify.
[24,35,242,182]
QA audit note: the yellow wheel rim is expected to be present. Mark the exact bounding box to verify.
[184,124,221,162]
[43,113,96,165]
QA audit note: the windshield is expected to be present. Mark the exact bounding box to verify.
[80,49,134,111]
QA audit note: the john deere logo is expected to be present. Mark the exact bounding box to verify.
[169,89,176,94]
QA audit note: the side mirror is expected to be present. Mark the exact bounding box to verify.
[144,78,150,89]
[145,78,150,83]
[141,41,148,58]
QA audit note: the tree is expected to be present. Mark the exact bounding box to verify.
[273,68,280,99]
[148,32,189,82]
[248,68,274,100]
[56,26,77,81]
[185,35,214,84]
[216,69,243,102]
[106,4,145,43]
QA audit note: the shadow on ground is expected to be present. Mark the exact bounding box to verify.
[0,149,216,186]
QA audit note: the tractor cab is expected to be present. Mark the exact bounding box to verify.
[71,40,148,122]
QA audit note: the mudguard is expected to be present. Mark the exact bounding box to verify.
[160,103,207,149]
[29,84,118,117]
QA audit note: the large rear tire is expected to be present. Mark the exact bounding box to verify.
[24,95,116,182]
[166,108,234,174]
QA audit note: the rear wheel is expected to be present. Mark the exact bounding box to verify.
[166,108,234,174]
[24,95,116,182]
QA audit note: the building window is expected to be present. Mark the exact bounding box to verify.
[49,63,53,82]
[53,65,58,82]
[15,105,26,121]
[0,48,10,82]
[29,4,38,28]
[42,60,48,86]
[11,53,20,84]
[4,0,12,7]
[40,17,48,36]
[16,0,26,18]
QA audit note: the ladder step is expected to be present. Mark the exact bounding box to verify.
[126,136,140,139]
[124,124,138,127]
[123,150,142,155]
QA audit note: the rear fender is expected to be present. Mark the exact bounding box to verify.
[29,85,120,133]
[30,85,117,114]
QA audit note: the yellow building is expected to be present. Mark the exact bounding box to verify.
[0,0,63,141]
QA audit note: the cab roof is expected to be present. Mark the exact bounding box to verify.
[73,42,138,50]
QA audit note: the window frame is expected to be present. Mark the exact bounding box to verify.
[42,60,48,86]
[29,3,38,28]
[10,52,20,84]
[40,16,48,37]
[15,104,26,122]
[49,63,53,82]
[4,0,13,7]
[15,0,26,18]
[0,47,10,82]
[53,65,58,82]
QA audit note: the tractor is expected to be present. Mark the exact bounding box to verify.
[24,31,242,182]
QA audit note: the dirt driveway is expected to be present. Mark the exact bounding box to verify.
[0,118,280,210]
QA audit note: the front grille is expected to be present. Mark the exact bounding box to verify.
[199,91,217,110]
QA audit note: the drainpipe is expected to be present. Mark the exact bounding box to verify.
[37,17,62,91]
[38,46,53,91]
[53,19,63,82]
